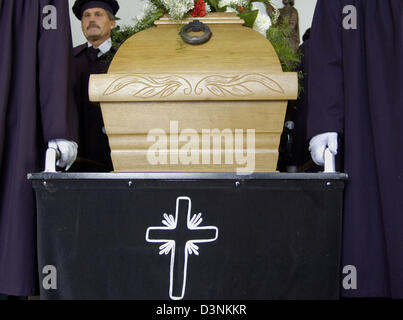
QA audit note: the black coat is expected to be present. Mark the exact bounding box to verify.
[71,43,116,172]
[0,0,78,296]
[307,0,403,298]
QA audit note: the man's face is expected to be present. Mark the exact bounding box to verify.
[283,0,293,6]
[81,8,116,42]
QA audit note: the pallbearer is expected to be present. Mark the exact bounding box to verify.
[71,0,120,172]
[307,0,403,298]
[0,0,78,298]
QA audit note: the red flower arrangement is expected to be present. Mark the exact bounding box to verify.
[190,0,207,17]
[237,6,247,13]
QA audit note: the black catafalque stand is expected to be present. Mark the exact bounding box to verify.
[29,171,346,300]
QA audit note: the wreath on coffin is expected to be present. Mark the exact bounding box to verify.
[111,0,302,73]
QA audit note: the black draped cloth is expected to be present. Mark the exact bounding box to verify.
[0,0,78,295]
[307,0,403,298]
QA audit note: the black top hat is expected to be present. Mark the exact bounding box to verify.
[72,0,120,20]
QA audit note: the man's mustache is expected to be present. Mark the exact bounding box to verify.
[87,24,100,30]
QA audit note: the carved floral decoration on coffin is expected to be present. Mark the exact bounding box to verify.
[95,73,292,102]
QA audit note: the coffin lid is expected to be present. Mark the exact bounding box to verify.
[89,13,298,102]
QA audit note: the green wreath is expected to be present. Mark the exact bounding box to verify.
[111,0,301,73]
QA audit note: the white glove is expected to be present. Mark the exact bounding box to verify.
[48,139,78,171]
[309,132,338,166]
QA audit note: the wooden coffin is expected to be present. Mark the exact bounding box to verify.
[89,13,298,173]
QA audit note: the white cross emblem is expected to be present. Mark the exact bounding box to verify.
[145,196,219,300]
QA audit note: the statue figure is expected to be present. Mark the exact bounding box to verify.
[266,0,300,52]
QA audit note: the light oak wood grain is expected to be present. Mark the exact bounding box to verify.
[89,13,298,173]
[89,72,297,102]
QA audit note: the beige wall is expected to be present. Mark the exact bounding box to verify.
[294,0,317,40]
[69,0,317,47]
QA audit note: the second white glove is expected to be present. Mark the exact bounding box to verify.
[309,132,338,166]
[48,139,78,170]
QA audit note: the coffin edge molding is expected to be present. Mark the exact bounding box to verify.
[89,72,298,102]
